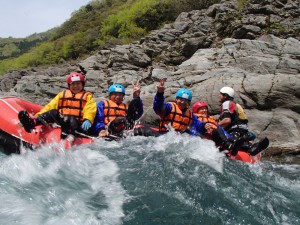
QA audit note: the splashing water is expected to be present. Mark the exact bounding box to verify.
[0,132,299,225]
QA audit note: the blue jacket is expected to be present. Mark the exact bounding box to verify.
[153,93,206,135]
[90,97,143,135]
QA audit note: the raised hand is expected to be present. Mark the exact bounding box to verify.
[156,78,166,93]
[132,80,141,98]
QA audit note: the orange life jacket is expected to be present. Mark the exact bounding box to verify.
[159,102,192,132]
[103,99,127,125]
[194,113,218,137]
[194,113,218,129]
[58,90,91,122]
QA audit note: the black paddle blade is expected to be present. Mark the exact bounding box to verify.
[248,137,270,156]
[126,98,141,129]
[108,117,127,136]
[107,99,141,135]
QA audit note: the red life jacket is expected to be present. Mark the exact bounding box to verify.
[58,90,91,122]
[103,99,127,125]
[159,102,192,132]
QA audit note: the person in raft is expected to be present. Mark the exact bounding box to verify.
[192,100,247,153]
[218,87,251,138]
[18,72,97,136]
[90,81,143,137]
[218,86,270,156]
[153,78,244,155]
[192,101,219,140]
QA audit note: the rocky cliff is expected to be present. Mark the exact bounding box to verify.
[1,0,299,156]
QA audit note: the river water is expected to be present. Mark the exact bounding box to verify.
[0,132,299,225]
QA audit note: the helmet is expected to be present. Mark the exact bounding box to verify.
[175,88,193,101]
[67,72,85,84]
[192,101,208,113]
[108,84,125,95]
[220,87,234,98]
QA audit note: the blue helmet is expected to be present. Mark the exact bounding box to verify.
[108,84,125,95]
[175,88,193,101]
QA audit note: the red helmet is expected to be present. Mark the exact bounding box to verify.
[67,72,85,85]
[192,101,208,113]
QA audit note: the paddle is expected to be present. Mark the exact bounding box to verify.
[126,98,142,129]
[74,131,121,141]
[107,117,127,136]
[106,97,142,136]
[248,137,269,156]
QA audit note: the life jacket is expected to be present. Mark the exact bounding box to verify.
[58,90,91,122]
[159,102,192,132]
[236,103,248,124]
[194,113,218,130]
[103,99,127,125]
[219,100,248,129]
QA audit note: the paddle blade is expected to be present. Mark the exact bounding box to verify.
[249,137,269,156]
[126,98,142,129]
[107,117,127,135]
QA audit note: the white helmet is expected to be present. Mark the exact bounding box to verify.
[220,87,235,98]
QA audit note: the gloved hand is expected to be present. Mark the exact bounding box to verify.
[81,120,92,131]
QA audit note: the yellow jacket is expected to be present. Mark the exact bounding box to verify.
[36,90,97,123]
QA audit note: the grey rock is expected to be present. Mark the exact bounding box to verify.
[1,0,300,156]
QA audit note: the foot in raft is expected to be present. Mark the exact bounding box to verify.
[18,110,36,132]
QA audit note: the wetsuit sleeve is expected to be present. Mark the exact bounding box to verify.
[82,94,97,123]
[90,100,106,135]
[153,92,172,116]
[189,114,206,135]
[35,92,62,116]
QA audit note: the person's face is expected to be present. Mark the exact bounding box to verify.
[69,81,83,94]
[176,98,190,110]
[197,106,208,116]
[219,93,227,103]
[109,92,124,104]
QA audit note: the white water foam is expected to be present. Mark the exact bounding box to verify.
[118,131,225,173]
[0,143,127,225]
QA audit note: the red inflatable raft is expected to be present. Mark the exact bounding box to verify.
[226,151,261,164]
[0,97,262,163]
[0,97,94,154]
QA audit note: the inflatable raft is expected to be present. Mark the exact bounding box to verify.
[0,97,93,154]
[0,97,263,163]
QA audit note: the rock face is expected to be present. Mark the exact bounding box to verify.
[0,0,299,156]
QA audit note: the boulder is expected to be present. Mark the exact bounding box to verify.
[1,0,299,156]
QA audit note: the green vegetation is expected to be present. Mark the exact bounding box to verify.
[237,0,250,10]
[0,0,217,75]
[0,32,52,60]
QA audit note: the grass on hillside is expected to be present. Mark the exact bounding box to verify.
[0,0,217,75]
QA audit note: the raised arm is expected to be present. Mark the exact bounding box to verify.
[153,78,172,116]
[132,80,141,99]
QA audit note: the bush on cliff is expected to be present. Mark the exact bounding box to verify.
[0,0,217,75]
